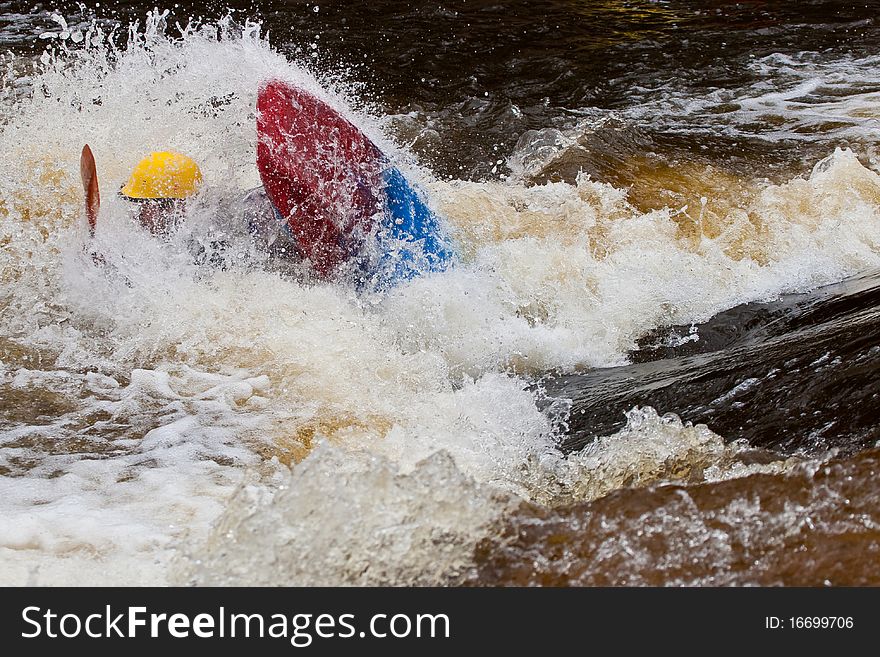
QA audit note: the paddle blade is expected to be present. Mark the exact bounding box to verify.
[80,144,99,237]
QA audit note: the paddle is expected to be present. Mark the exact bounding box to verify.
[80,144,99,237]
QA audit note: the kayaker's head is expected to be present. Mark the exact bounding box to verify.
[120,151,203,236]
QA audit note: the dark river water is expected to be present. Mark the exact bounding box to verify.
[1,1,880,586]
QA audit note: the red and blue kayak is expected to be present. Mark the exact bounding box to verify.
[256,79,455,289]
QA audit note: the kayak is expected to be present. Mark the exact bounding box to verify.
[256,79,455,289]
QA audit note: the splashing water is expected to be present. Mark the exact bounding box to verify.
[1,10,880,585]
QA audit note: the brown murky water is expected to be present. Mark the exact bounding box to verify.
[469,448,880,586]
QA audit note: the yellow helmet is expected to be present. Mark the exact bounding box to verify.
[120,151,203,200]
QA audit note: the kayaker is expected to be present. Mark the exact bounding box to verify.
[115,150,300,263]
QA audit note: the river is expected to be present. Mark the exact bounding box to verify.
[1,1,879,585]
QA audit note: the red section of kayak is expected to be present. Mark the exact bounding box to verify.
[256,80,383,278]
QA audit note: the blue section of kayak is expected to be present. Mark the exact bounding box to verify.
[370,166,456,290]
